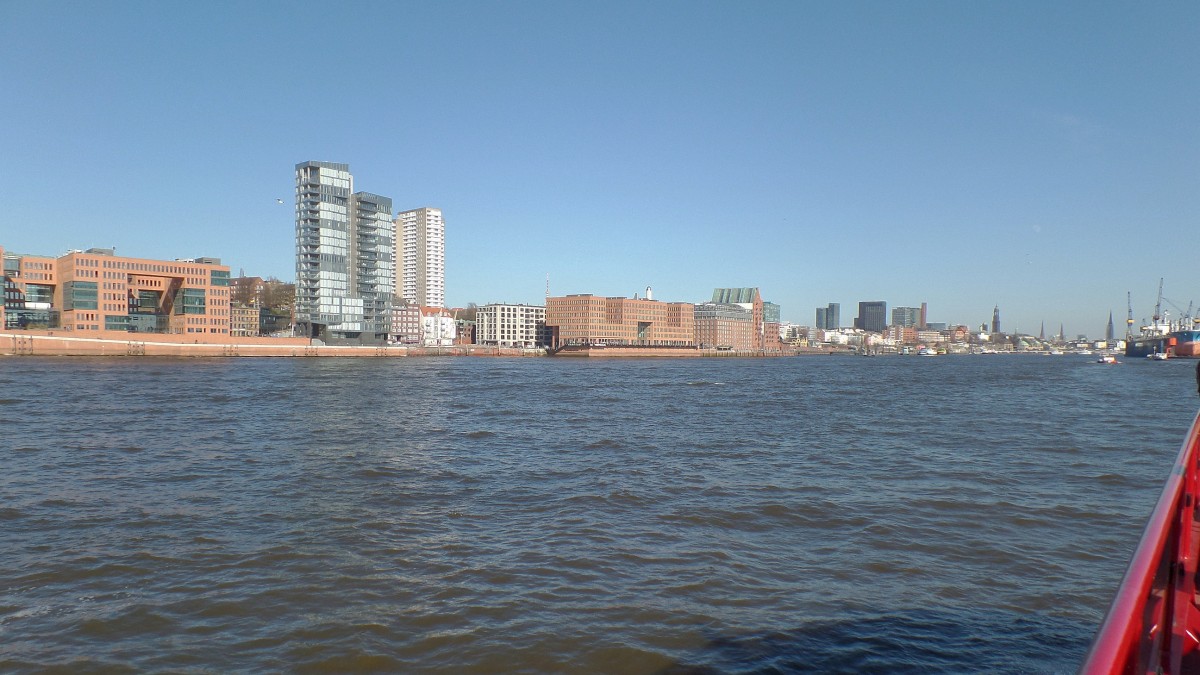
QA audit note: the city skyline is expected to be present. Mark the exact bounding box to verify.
[1,2,1196,337]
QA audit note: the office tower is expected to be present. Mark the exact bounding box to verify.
[1106,312,1115,342]
[919,302,928,330]
[816,303,841,330]
[396,207,445,308]
[295,161,394,343]
[892,306,920,328]
[855,301,887,332]
[992,305,1001,334]
[822,302,840,329]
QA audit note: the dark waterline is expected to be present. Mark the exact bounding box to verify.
[2,355,1197,673]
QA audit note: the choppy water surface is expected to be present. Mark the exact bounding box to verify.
[2,355,1198,673]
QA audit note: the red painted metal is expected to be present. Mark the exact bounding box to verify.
[1080,411,1200,674]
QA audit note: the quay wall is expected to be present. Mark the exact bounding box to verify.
[0,332,539,358]
[551,346,797,358]
[0,331,830,358]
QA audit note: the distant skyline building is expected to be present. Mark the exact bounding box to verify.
[892,306,920,328]
[854,301,887,332]
[992,305,1001,334]
[1106,312,1115,342]
[816,302,840,330]
[396,207,445,308]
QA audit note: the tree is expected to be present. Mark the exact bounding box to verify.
[260,278,295,312]
[231,279,257,307]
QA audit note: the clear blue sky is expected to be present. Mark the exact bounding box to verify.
[2,1,1196,337]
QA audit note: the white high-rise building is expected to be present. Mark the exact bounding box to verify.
[395,207,445,308]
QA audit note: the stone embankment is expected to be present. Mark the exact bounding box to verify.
[1,331,838,358]
[0,331,539,358]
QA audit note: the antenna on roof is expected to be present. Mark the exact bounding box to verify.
[545,273,550,299]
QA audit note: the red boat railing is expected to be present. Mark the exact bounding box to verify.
[1080,410,1200,674]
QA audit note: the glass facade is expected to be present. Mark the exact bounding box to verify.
[64,281,98,310]
[178,288,206,315]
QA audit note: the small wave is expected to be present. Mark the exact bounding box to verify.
[0,507,24,520]
[355,467,399,479]
[686,381,724,386]
[584,439,623,449]
[465,430,496,439]
[0,398,19,405]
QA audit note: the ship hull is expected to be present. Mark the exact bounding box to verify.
[1080,412,1200,673]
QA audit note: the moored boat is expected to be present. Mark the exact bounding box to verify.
[1079,412,1200,673]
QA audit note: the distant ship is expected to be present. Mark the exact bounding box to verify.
[1125,327,1200,359]
[1123,281,1198,358]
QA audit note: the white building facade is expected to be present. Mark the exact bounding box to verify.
[420,307,456,347]
[476,303,547,348]
[395,207,445,308]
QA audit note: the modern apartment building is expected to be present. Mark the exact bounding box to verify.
[1,246,230,336]
[395,207,445,308]
[349,191,395,340]
[476,303,547,348]
[545,294,695,349]
[294,161,394,343]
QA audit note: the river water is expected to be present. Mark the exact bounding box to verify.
[2,354,1198,673]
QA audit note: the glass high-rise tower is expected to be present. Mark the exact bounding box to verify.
[294,161,394,343]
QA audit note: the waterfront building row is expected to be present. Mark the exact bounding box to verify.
[544,287,785,353]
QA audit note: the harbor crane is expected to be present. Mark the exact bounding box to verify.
[1126,291,1134,337]
[1152,278,1164,325]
